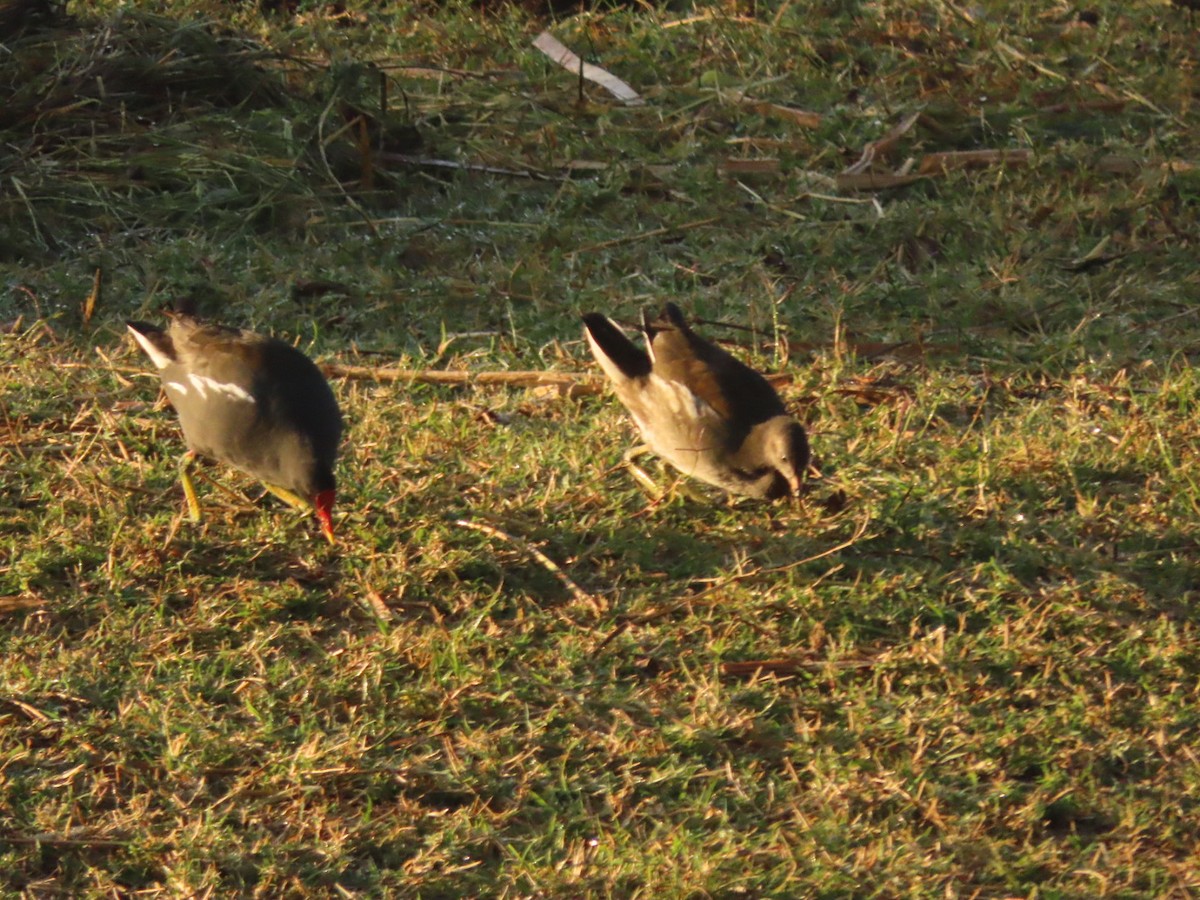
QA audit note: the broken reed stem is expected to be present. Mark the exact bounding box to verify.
[753,513,873,576]
[453,518,603,614]
[323,365,604,390]
[720,657,877,677]
[567,216,719,256]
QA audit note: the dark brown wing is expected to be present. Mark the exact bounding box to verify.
[166,310,248,350]
[645,303,786,427]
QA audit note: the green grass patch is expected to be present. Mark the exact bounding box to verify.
[3,0,1200,895]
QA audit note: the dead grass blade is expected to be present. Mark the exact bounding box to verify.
[568,216,719,256]
[720,656,876,678]
[725,89,822,128]
[377,152,565,181]
[720,158,781,176]
[0,696,53,722]
[917,149,1033,174]
[1095,155,1197,175]
[0,594,46,616]
[994,40,1066,81]
[624,515,874,628]
[82,268,101,327]
[836,172,926,191]
[532,31,645,107]
[0,830,130,849]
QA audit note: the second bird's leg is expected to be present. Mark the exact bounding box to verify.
[623,445,708,503]
[622,444,662,497]
[179,450,202,522]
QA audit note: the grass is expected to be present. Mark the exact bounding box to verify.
[3,0,1200,895]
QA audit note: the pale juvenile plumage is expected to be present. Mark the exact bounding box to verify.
[583,303,809,500]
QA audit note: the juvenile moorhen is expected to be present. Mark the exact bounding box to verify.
[127,310,343,543]
[583,302,809,500]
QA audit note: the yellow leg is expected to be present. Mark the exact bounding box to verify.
[263,483,312,513]
[179,451,202,522]
[622,444,662,497]
[623,445,708,503]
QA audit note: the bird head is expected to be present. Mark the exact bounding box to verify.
[764,419,810,498]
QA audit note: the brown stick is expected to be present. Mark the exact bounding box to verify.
[917,149,1033,174]
[321,365,602,389]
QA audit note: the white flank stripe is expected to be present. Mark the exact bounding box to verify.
[650,373,710,421]
[187,372,254,404]
[127,327,173,370]
[165,380,189,397]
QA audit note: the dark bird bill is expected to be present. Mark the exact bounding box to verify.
[583,303,809,501]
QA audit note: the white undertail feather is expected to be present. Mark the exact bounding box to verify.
[585,321,637,387]
[126,325,173,370]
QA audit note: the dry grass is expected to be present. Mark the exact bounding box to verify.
[4,0,1200,896]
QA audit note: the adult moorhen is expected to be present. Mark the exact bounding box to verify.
[127,310,343,543]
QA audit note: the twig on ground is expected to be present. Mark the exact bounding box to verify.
[568,217,719,257]
[322,366,603,392]
[625,513,874,627]
[453,518,604,615]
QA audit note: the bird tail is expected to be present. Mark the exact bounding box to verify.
[645,302,690,333]
[126,320,177,370]
[582,313,651,382]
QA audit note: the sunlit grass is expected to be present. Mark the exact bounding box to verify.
[3,0,1200,895]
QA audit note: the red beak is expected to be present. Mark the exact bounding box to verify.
[314,489,336,545]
